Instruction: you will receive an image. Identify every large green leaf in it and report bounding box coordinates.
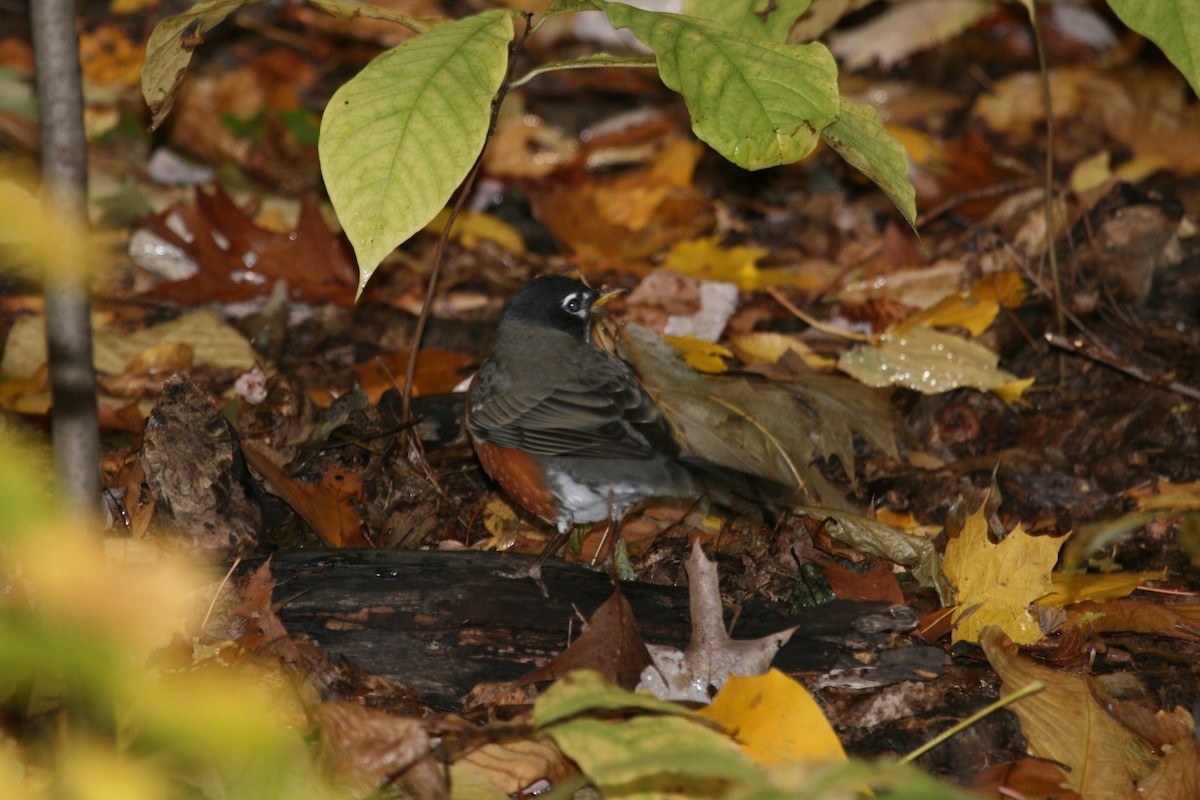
[141,0,267,130]
[1107,0,1200,97]
[318,10,515,294]
[821,97,917,225]
[685,0,813,42]
[582,1,840,170]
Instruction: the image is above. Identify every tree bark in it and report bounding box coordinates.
[31,0,101,516]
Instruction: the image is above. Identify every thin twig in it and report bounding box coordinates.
[1044,333,1200,402]
[400,12,533,440]
[1028,3,1067,382]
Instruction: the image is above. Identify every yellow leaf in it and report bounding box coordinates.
[992,375,1036,404]
[1070,150,1113,194]
[1038,570,1168,607]
[424,209,525,254]
[1137,478,1200,511]
[731,331,836,370]
[839,325,1034,403]
[980,627,1156,796]
[885,124,945,169]
[899,293,999,336]
[943,496,1064,644]
[665,236,771,290]
[970,271,1026,309]
[699,670,846,766]
[662,335,732,374]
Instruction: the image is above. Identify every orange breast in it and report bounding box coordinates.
[472,438,559,524]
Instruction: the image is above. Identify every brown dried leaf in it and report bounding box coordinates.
[520,589,653,690]
[1136,738,1200,800]
[242,441,368,548]
[315,701,445,798]
[140,187,356,305]
[1060,599,1200,641]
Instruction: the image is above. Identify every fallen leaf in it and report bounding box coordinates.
[662,335,733,373]
[979,627,1156,799]
[838,324,1035,403]
[1038,569,1167,607]
[315,701,443,797]
[698,669,846,765]
[138,187,357,304]
[664,235,772,290]
[242,441,368,548]
[1060,599,1200,641]
[943,497,1063,644]
[450,738,572,797]
[637,541,797,702]
[520,589,653,690]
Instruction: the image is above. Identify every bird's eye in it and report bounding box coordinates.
[562,293,584,314]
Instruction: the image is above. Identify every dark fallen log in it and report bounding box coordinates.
[264,549,947,711]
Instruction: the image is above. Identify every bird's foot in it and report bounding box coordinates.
[493,558,550,597]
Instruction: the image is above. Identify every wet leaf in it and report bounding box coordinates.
[638,541,797,702]
[319,11,515,291]
[838,324,1035,402]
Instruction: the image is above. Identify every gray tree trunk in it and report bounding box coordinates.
[31,0,101,516]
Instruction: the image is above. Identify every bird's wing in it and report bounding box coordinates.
[469,352,678,460]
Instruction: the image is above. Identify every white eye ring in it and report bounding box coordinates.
[561,292,586,316]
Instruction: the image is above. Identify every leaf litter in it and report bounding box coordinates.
[3,0,1200,797]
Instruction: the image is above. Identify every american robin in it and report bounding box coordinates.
[467,275,788,577]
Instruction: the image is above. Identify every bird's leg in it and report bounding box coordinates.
[495,523,574,596]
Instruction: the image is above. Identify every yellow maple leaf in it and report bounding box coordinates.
[943,498,1064,644]
[699,670,845,766]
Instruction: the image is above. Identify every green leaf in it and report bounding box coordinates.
[685,0,813,42]
[533,670,705,728]
[546,716,760,792]
[821,97,917,226]
[318,10,515,295]
[595,1,840,170]
[1107,0,1200,97]
[141,0,267,131]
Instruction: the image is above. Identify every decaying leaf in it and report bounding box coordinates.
[979,627,1156,799]
[619,323,899,505]
[520,589,653,690]
[315,701,444,797]
[242,441,368,548]
[637,541,797,702]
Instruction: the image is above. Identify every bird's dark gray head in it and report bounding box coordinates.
[499,276,598,339]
